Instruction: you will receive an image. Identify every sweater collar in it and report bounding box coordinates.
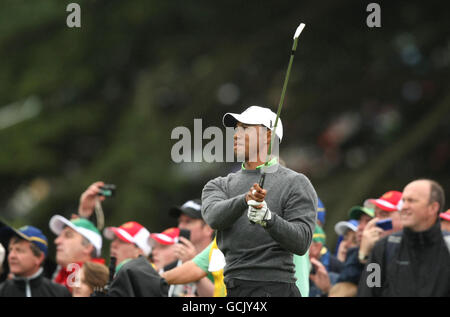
[241,157,278,170]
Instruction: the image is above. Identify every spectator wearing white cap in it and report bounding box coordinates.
[49,215,104,292]
[328,205,374,297]
[334,219,358,263]
[202,105,317,297]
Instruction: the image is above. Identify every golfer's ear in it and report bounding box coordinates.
[266,129,272,145]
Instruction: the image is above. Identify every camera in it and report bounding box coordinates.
[98,184,116,197]
[178,229,191,243]
[375,218,393,231]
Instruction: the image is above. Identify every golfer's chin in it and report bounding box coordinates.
[234,145,247,161]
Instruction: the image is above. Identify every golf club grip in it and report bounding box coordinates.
[258,173,266,188]
[249,173,266,224]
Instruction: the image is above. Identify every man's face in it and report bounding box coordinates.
[110,237,142,265]
[400,180,437,232]
[309,242,323,260]
[356,214,372,244]
[233,122,269,162]
[178,214,210,246]
[343,230,358,248]
[151,242,177,271]
[54,227,92,267]
[8,239,43,277]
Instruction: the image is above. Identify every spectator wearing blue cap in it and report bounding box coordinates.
[317,198,326,227]
[0,223,71,297]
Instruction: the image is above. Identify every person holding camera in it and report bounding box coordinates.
[358,179,450,297]
[75,181,168,297]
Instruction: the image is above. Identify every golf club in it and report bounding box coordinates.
[259,22,305,188]
[250,22,305,224]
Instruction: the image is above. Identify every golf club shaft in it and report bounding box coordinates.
[250,23,304,224]
[258,27,302,189]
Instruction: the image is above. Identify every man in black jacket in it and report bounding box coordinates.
[107,255,168,297]
[358,179,450,297]
[0,223,71,297]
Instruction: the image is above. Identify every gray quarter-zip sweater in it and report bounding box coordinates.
[201,163,317,284]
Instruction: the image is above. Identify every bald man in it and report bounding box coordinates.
[358,179,450,297]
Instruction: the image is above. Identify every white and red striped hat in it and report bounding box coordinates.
[365,191,403,212]
[150,227,180,245]
[440,209,450,222]
[103,221,151,256]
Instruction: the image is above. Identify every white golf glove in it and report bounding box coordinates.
[247,200,272,227]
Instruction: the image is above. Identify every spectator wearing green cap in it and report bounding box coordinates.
[309,225,342,297]
[0,222,71,297]
[49,215,104,293]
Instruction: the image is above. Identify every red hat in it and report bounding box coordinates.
[150,227,180,245]
[104,221,151,256]
[365,191,403,212]
[440,210,450,222]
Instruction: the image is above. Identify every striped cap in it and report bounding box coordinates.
[312,225,326,244]
[365,191,403,212]
[104,221,151,256]
[150,227,180,245]
[50,215,102,257]
[440,209,450,222]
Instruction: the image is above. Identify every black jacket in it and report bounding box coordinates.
[358,221,450,297]
[0,268,71,297]
[107,256,169,297]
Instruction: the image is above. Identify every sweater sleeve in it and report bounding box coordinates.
[201,176,248,230]
[265,174,317,256]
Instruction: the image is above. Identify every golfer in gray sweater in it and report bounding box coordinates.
[202,106,318,297]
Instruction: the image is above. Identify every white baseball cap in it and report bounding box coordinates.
[49,215,102,257]
[334,219,359,236]
[223,105,283,141]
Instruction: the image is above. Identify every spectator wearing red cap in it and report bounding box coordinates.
[150,227,202,297]
[358,179,450,296]
[150,227,180,272]
[103,221,151,271]
[440,209,450,233]
[358,191,403,265]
